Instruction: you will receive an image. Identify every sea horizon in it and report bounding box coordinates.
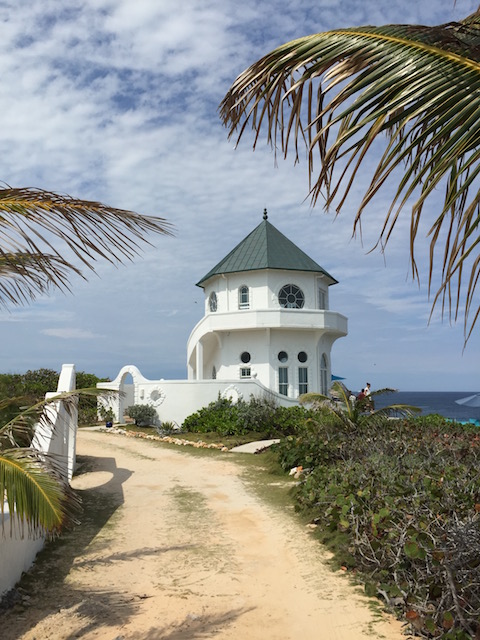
[372,390,479,421]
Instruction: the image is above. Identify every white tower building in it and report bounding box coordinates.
[187,210,347,398]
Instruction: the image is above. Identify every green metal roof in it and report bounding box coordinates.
[196,211,337,287]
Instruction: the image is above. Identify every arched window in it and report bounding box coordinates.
[320,353,328,395]
[209,291,217,312]
[239,285,249,309]
[278,284,305,309]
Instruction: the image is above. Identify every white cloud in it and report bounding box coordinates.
[41,328,104,340]
[0,0,477,390]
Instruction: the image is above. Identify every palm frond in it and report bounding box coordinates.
[299,391,329,405]
[220,11,480,340]
[370,387,398,397]
[0,187,174,307]
[368,404,422,424]
[0,447,80,537]
[0,251,80,307]
[0,387,116,446]
[0,387,115,536]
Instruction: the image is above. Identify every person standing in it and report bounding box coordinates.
[363,382,373,411]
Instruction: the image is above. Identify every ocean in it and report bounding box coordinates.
[372,391,479,422]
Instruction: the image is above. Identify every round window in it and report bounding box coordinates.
[278,351,288,363]
[278,284,305,309]
[240,351,251,363]
[298,351,308,363]
[209,292,217,312]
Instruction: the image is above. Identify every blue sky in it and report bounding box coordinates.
[0,0,479,392]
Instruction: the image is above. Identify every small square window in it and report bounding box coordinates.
[240,367,251,378]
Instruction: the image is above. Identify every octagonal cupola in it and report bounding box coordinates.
[187,209,347,397]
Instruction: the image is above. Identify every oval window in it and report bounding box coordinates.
[298,351,308,363]
[240,351,251,363]
[278,351,288,363]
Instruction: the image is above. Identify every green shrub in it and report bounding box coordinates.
[126,404,158,426]
[236,395,278,433]
[182,396,240,435]
[277,413,480,637]
[182,395,314,438]
[154,421,179,436]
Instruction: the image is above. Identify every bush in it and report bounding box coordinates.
[154,421,180,436]
[126,404,158,426]
[182,395,315,438]
[0,369,109,427]
[276,413,480,637]
[182,396,240,436]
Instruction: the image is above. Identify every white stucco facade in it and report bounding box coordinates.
[99,213,348,425]
[187,269,347,398]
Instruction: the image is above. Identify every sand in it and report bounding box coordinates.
[0,429,407,639]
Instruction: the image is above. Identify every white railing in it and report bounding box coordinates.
[0,364,78,598]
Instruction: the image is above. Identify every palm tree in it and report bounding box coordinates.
[220,8,480,341]
[0,392,83,537]
[0,187,172,535]
[300,381,420,429]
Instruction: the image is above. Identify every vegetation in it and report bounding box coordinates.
[0,188,172,536]
[0,369,109,427]
[221,8,480,341]
[300,381,421,428]
[182,394,314,438]
[274,412,480,638]
[0,391,93,536]
[126,404,158,427]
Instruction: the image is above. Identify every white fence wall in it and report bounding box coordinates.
[97,366,300,426]
[0,364,78,599]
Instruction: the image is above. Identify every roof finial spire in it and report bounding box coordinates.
[263,208,268,220]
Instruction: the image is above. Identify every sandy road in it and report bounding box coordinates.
[0,429,407,639]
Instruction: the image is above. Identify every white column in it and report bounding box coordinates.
[196,340,204,380]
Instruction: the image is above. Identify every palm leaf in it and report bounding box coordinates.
[0,387,116,535]
[300,381,420,427]
[0,251,80,307]
[0,187,174,307]
[221,10,480,340]
[0,447,79,537]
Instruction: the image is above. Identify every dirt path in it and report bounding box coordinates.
[1,429,407,640]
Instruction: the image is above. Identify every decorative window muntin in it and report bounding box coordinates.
[278,284,305,309]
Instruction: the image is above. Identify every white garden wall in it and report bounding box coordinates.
[0,364,78,599]
[98,365,300,426]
